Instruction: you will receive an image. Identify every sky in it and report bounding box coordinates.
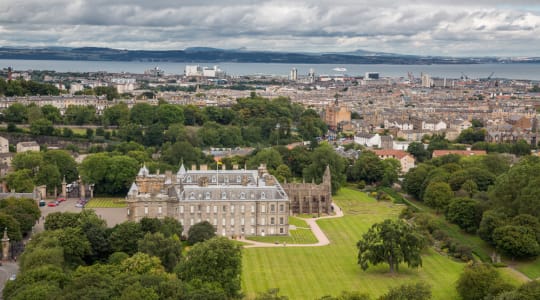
[1,0,540,57]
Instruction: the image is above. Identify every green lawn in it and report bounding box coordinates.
[242,188,466,299]
[288,216,309,228]
[408,197,540,280]
[513,257,540,279]
[247,227,318,245]
[85,198,127,208]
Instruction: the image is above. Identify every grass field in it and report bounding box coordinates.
[242,188,466,299]
[288,216,309,228]
[513,257,540,279]
[408,197,540,280]
[85,198,127,208]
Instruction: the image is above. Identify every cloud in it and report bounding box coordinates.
[0,0,539,56]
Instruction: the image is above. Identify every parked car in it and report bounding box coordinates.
[57,197,66,202]
[39,200,46,207]
[9,274,16,281]
[47,202,57,207]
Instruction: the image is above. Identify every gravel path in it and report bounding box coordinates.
[241,203,344,248]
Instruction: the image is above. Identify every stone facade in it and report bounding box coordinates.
[126,164,334,237]
[126,164,290,237]
[282,166,332,216]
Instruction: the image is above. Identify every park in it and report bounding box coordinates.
[241,187,528,299]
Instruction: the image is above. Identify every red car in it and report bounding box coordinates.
[57,197,66,202]
[47,202,57,207]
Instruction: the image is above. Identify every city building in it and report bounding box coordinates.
[127,164,290,237]
[372,149,416,173]
[16,141,39,153]
[126,163,333,237]
[324,98,351,131]
[290,68,298,81]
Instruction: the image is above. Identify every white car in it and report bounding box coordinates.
[9,274,16,281]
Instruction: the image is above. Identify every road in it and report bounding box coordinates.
[0,262,19,299]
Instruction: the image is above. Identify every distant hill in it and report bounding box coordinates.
[0,46,533,64]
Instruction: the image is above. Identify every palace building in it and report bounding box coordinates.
[126,164,332,237]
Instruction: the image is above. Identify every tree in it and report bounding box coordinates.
[303,143,346,194]
[423,182,453,213]
[35,163,61,191]
[357,219,425,273]
[272,164,292,183]
[159,217,184,238]
[156,104,184,127]
[41,104,62,124]
[478,210,508,245]
[378,282,432,300]
[492,225,540,258]
[29,118,54,136]
[381,158,400,187]
[446,198,482,233]
[0,212,22,241]
[0,197,40,234]
[5,169,34,193]
[130,103,156,126]
[138,232,182,272]
[54,227,92,266]
[103,103,129,126]
[403,165,431,200]
[407,142,430,162]
[43,150,79,183]
[187,221,216,245]
[44,212,80,230]
[178,237,242,298]
[247,148,283,171]
[349,151,384,185]
[109,221,144,255]
[456,264,511,300]
[256,288,290,300]
[4,103,27,123]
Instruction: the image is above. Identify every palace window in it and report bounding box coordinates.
[236,176,241,183]
[231,218,235,226]
[224,177,229,183]
[279,217,284,225]
[214,205,218,213]
[186,176,192,183]
[251,205,255,213]
[223,205,227,212]
[158,206,162,214]
[261,204,266,213]
[213,218,218,226]
[261,192,266,199]
[261,218,265,225]
[240,192,246,199]
[250,217,255,225]
[270,217,275,225]
[221,192,227,199]
[190,218,194,225]
[206,205,210,213]
[231,205,235,213]
[144,207,148,215]
[190,192,195,200]
[280,228,284,234]
[190,205,194,213]
[211,175,216,183]
[241,217,245,225]
[241,205,245,213]
[222,218,226,226]
[270,204,275,212]
[279,204,284,212]
[180,206,184,213]
[205,192,211,200]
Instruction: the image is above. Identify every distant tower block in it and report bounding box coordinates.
[290,68,298,81]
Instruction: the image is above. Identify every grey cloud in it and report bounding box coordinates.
[0,0,539,56]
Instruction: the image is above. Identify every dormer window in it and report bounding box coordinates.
[224,177,229,183]
[212,175,216,183]
[190,192,195,200]
[240,192,246,199]
[261,192,266,199]
[186,176,192,183]
[236,176,241,183]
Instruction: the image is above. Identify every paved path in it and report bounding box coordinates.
[240,203,344,248]
[0,262,19,299]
